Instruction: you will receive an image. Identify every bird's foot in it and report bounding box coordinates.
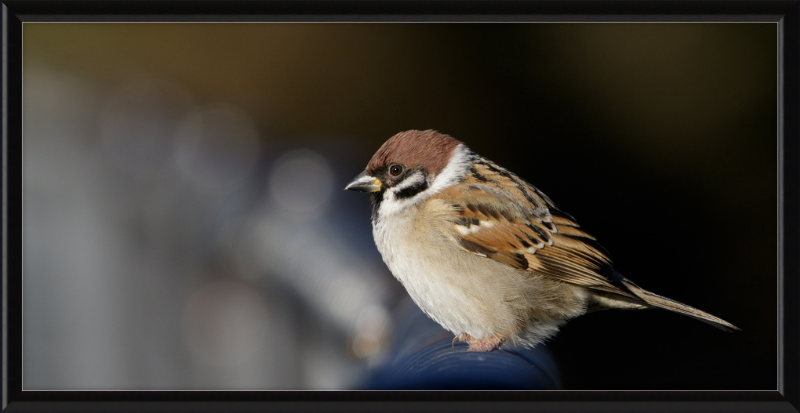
[467,333,506,352]
[452,332,506,352]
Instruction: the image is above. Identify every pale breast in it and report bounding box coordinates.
[372,201,531,338]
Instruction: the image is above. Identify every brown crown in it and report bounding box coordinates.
[366,130,462,176]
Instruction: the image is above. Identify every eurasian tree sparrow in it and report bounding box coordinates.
[346,130,739,352]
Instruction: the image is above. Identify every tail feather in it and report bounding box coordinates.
[620,279,740,332]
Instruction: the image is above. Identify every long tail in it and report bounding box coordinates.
[620,279,740,332]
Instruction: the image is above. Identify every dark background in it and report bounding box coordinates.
[22,23,776,390]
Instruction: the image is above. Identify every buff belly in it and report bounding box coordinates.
[372,209,590,347]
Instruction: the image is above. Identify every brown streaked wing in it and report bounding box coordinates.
[434,182,633,297]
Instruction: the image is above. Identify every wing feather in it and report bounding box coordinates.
[432,169,633,298]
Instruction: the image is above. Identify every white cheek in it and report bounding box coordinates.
[377,190,417,217]
[392,171,426,192]
[377,172,426,217]
[428,144,473,194]
[376,146,473,218]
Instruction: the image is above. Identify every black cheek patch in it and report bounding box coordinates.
[394,180,430,200]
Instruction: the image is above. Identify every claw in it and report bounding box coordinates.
[452,333,470,348]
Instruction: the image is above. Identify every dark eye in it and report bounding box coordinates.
[388,164,404,177]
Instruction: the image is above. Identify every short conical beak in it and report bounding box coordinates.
[345,171,381,193]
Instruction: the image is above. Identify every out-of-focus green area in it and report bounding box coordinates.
[22,23,776,390]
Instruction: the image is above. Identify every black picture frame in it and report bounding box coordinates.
[2,1,798,412]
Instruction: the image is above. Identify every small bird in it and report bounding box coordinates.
[346,130,739,352]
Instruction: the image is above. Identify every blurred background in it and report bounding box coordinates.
[22,23,776,390]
